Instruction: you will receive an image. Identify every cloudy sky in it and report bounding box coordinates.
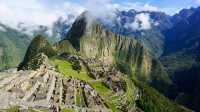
[0,0,199,28]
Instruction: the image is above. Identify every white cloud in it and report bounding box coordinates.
[84,0,115,17]
[0,0,84,29]
[143,4,159,11]
[125,13,152,30]
[82,0,118,26]
[113,2,159,12]
[0,0,163,32]
[154,22,160,26]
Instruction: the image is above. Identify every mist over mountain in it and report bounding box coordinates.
[0,23,31,69]
[101,9,173,57]
[0,14,76,69]
[0,7,173,70]
[8,14,76,42]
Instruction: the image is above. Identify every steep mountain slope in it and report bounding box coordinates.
[59,12,173,95]
[0,23,31,70]
[164,7,200,54]
[162,7,200,111]
[102,10,173,57]
[52,15,75,40]
[54,10,172,58]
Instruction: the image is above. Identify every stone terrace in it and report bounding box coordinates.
[0,66,111,112]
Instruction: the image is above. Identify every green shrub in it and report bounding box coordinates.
[72,60,81,73]
[6,106,20,112]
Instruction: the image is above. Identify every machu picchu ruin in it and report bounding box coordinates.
[0,54,139,112]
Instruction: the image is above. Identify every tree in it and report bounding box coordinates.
[72,60,81,73]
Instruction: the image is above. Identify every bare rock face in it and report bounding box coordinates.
[60,12,152,78]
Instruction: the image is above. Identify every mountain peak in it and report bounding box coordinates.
[18,35,56,70]
[64,11,104,50]
[76,11,101,29]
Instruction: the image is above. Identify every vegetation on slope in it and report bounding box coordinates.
[50,56,190,112]
[58,13,173,95]
[18,35,56,70]
[0,25,31,69]
[0,36,20,68]
[51,57,135,111]
[51,57,92,81]
[161,51,200,111]
[159,7,200,112]
[134,79,192,112]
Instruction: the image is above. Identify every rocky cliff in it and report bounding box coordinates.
[59,12,172,94]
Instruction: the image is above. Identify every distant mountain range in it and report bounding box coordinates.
[0,15,74,69]
[0,23,31,69]
[102,9,173,57]
[162,7,200,111]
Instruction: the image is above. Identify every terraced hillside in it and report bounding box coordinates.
[0,64,111,111]
[0,53,191,112]
[0,51,141,112]
[51,55,138,112]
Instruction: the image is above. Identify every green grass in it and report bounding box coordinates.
[51,58,92,81]
[6,106,20,112]
[89,81,122,111]
[61,108,75,112]
[123,76,135,102]
[89,81,111,96]
[75,88,81,106]
[50,57,125,112]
